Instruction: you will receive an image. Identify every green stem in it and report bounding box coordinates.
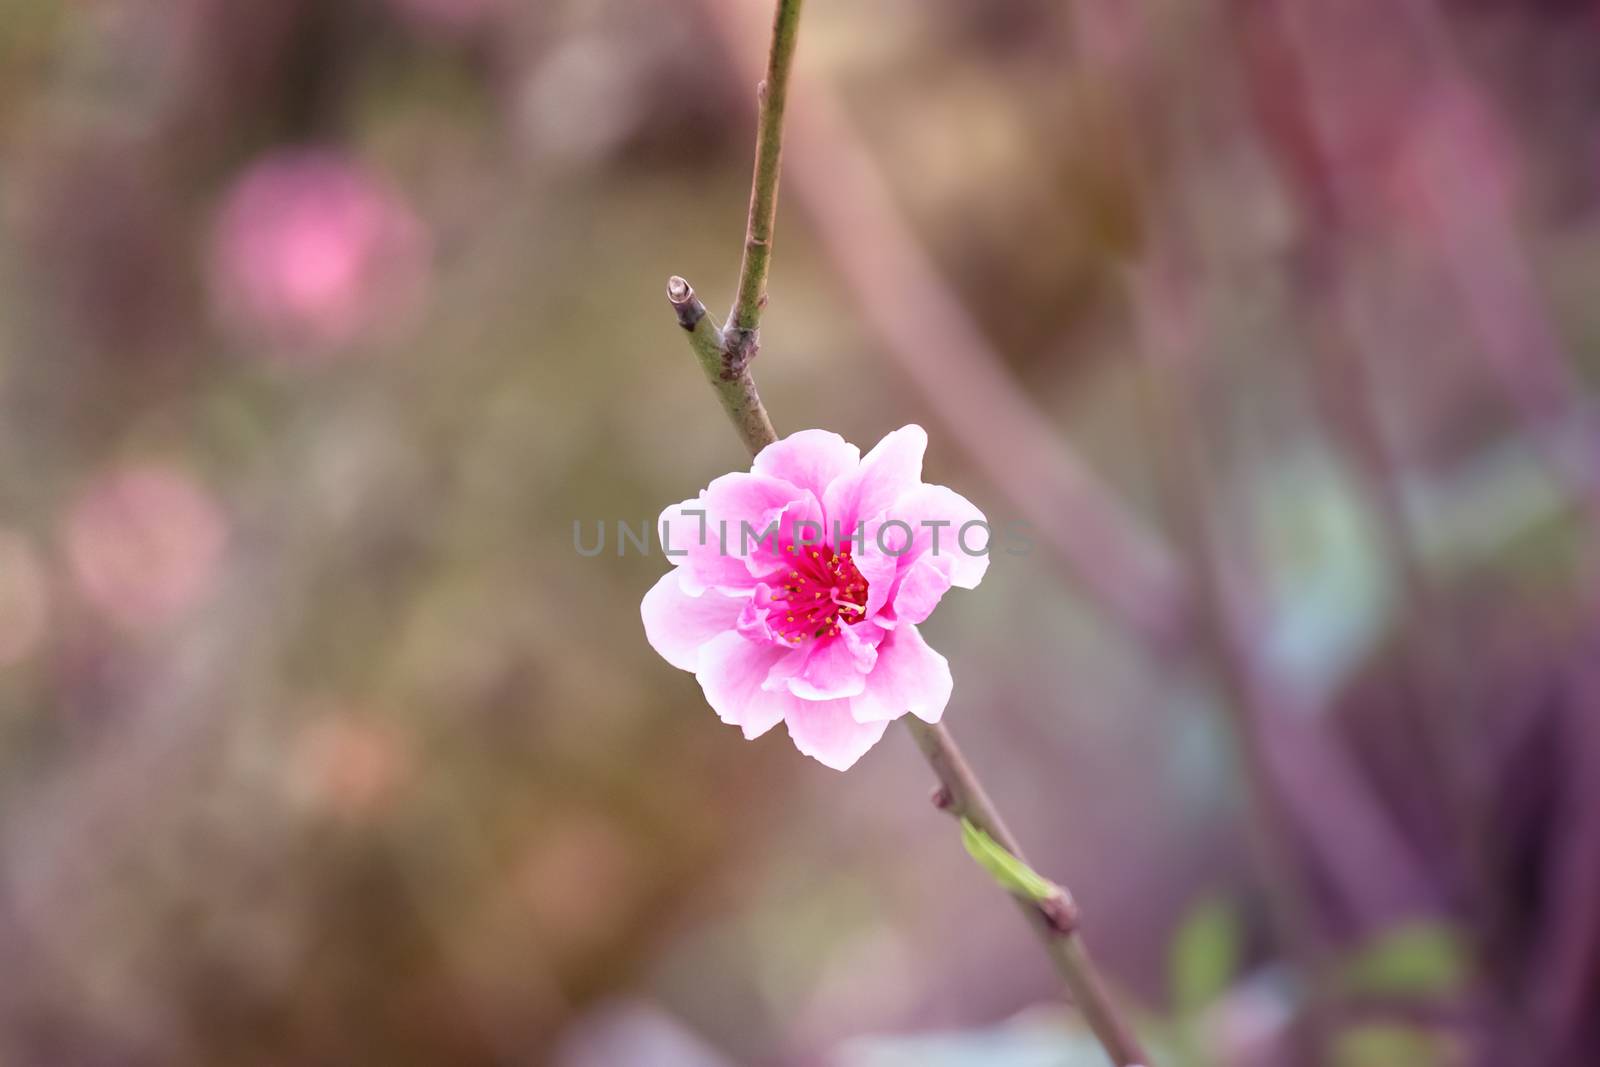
[668,277,777,455]
[724,0,804,369]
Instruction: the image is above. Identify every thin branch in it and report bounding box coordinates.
[667,275,1150,1063]
[910,720,1151,1067]
[668,276,776,454]
[724,0,804,371]
[663,7,1152,1060]
[695,0,1186,648]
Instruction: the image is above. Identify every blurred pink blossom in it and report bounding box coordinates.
[0,531,49,667]
[210,150,430,359]
[67,464,227,629]
[642,426,988,770]
[288,709,413,822]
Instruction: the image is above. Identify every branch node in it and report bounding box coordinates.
[667,276,705,331]
[1040,890,1082,936]
[930,785,954,811]
[723,325,760,377]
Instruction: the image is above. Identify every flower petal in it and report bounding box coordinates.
[736,583,778,643]
[785,698,891,770]
[787,633,874,700]
[850,624,953,724]
[739,492,826,580]
[822,425,927,536]
[703,469,807,518]
[661,472,814,593]
[889,556,953,627]
[659,497,761,594]
[753,429,861,501]
[851,481,987,626]
[696,631,800,739]
[886,483,990,590]
[641,571,745,671]
[852,541,900,622]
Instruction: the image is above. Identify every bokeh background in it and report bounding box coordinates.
[3,1,1600,1064]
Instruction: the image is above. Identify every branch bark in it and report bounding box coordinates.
[668,276,776,454]
[723,0,803,372]
[910,719,1150,1066]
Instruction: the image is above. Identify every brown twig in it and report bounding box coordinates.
[907,719,1149,1065]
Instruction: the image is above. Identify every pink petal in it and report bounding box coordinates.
[736,583,778,642]
[853,543,899,622]
[660,472,814,593]
[851,482,988,625]
[702,470,807,529]
[887,483,990,590]
[889,556,953,627]
[641,571,745,671]
[822,425,927,536]
[850,624,953,724]
[753,429,861,501]
[785,697,891,770]
[739,492,826,580]
[696,631,800,739]
[786,632,875,700]
[659,497,761,594]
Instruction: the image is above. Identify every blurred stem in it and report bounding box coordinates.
[724,0,804,370]
[662,6,1151,1062]
[1126,252,1331,1065]
[1067,3,1332,1056]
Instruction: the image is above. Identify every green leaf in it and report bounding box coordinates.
[959,819,1058,903]
[1336,922,1469,998]
[1168,896,1242,1015]
[1333,1023,1453,1067]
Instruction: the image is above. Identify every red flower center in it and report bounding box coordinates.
[770,544,869,644]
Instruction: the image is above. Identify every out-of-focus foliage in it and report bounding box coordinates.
[1169,896,1243,1020]
[1334,922,1472,1000]
[1332,1023,1465,1067]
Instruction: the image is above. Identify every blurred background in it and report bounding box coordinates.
[3,0,1600,1064]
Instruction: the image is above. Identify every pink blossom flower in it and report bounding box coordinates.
[642,426,988,770]
[210,150,430,360]
[287,703,413,823]
[67,463,228,629]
